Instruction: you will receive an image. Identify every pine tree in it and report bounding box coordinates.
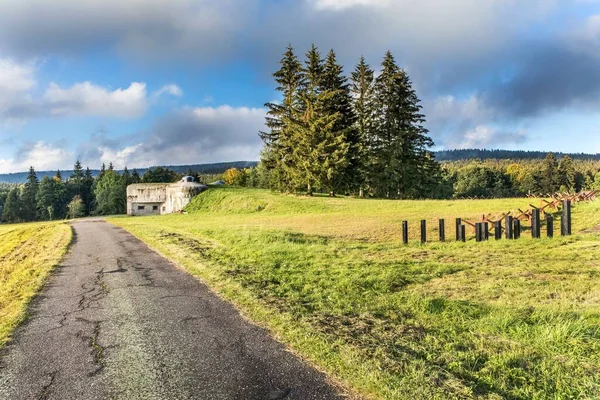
[99,163,106,178]
[36,176,58,220]
[260,45,305,191]
[20,166,39,221]
[285,44,327,194]
[108,162,114,171]
[371,51,436,198]
[71,160,84,181]
[350,56,376,196]
[320,50,357,195]
[55,170,63,181]
[122,166,131,186]
[131,169,141,184]
[541,153,558,194]
[83,167,94,214]
[2,188,20,223]
[557,155,575,192]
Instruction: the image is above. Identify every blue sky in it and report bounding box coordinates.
[0,0,599,173]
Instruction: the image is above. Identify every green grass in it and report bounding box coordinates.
[0,221,72,348]
[109,187,600,399]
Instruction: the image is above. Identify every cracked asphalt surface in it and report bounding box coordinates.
[0,220,345,400]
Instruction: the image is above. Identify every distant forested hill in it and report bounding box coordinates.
[0,161,258,183]
[435,149,600,161]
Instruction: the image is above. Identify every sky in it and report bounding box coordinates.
[1,0,600,173]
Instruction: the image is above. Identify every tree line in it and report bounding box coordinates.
[0,162,209,223]
[436,149,600,162]
[259,45,439,198]
[224,152,600,199]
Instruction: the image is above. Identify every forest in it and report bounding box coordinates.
[0,162,215,223]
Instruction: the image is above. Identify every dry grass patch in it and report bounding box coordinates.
[0,221,72,347]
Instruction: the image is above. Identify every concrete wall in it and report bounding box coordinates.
[126,181,207,216]
[130,202,163,216]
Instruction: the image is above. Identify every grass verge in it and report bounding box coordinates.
[0,221,72,348]
[108,188,600,399]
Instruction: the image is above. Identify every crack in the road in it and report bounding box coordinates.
[37,370,57,400]
[45,269,109,334]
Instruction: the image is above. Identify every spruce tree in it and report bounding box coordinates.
[260,45,305,191]
[20,166,39,221]
[320,49,357,195]
[557,155,575,192]
[131,169,141,184]
[83,167,94,214]
[2,188,20,223]
[286,44,327,194]
[371,51,436,198]
[350,56,376,196]
[36,176,58,220]
[542,153,558,194]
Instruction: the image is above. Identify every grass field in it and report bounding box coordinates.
[109,188,600,399]
[0,221,72,348]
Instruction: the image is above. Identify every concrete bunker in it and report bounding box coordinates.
[126,176,207,216]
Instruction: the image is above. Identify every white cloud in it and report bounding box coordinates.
[309,0,391,11]
[43,81,147,118]
[0,59,35,94]
[0,141,73,173]
[152,84,183,99]
[81,105,266,169]
[424,94,530,148]
[452,125,528,149]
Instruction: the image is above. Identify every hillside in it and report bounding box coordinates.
[435,148,600,161]
[109,188,600,399]
[0,161,258,183]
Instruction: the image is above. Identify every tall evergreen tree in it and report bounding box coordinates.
[20,166,39,221]
[36,176,58,220]
[371,51,436,198]
[131,169,141,184]
[260,45,306,191]
[285,44,328,194]
[83,167,95,214]
[541,152,558,194]
[557,155,575,191]
[320,49,358,195]
[350,56,376,196]
[2,188,20,223]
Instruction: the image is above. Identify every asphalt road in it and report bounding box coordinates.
[0,220,344,400]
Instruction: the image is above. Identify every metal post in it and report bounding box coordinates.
[439,219,445,242]
[420,220,427,244]
[455,218,462,241]
[514,219,521,239]
[495,221,502,240]
[475,222,482,242]
[505,215,513,239]
[483,222,489,240]
[402,220,408,244]
[547,214,553,238]
[460,225,466,242]
[561,200,571,236]
[532,208,540,239]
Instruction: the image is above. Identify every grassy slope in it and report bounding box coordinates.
[109,188,600,399]
[0,221,72,348]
